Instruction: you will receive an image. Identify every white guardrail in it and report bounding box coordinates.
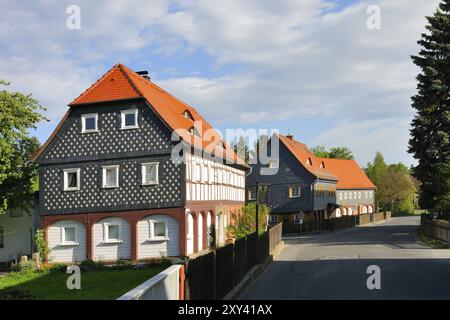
[117,264,182,300]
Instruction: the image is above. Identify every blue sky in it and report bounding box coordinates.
[0,0,442,166]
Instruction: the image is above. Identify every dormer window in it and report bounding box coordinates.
[188,126,200,137]
[320,161,325,169]
[121,109,138,130]
[81,113,98,133]
[307,157,313,166]
[183,110,194,120]
[216,141,226,149]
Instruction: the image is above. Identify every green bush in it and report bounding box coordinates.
[34,229,49,262]
[0,288,35,300]
[79,259,104,271]
[11,259,36,272]
[48,263,68,273]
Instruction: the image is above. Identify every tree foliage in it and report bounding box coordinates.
[0,80,45,214]
[232,136,250,164]
[228,203,270,239]
[365,152,418,213]
[311,145,354,160]
[409,0,450,215]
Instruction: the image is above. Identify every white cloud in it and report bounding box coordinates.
[0,0,442,165]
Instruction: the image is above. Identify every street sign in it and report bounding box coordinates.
[295,212,304,225]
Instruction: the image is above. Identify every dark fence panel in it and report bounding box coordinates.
[215,244,234,300]
[186,251,215,300]
[246,232,258,271]
[233,237,247,284]
[256,231,269,265]
[185,225,283,300]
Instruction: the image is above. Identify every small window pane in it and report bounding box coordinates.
[144,164,158,184]
[108,225,120,240]
[68,172,78,188]
[85,117,96,130]
[64,227,76,242]
[154,222,166,237]
[105,168,117,187]
[125,113,135,127]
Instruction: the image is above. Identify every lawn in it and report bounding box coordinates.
[0,266,166,300]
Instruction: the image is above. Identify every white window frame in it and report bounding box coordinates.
[102,165,119,188]
[63,168,81,191]
[369,191,373,198]
[248,189,257,201]
[358,192,362,199]
[103,223,123,244]
[289,186,301,198]
[141,162,159,185]
[120,109,139,130]
[60,225,79,246]
[148,220,169,241]
[81,113,98,133]
[339,192,343,200]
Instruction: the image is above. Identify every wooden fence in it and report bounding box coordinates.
[185,222,283,300]
[282,216,358,234]
[421,214,450,243]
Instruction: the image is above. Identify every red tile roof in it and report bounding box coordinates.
[319,158,376,190]
[35,64,248,168]
[277,134,338,181]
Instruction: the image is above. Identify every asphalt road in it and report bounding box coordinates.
[241,216,450,300]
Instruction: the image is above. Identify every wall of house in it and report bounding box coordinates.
[336,189,375,214]
[0,206,38,263]
[47,220,87,262]
[38,101,185,216]
[246,141,326,214]
[313,180,337,211]
[92,217,131,261]
[137,214,180,259]
[185,153,245,202]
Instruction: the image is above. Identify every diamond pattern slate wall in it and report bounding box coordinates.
[39,101,173,164]
[38,100,185,215]
[40,156,184,215]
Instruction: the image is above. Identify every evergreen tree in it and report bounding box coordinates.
[409,0,450,214]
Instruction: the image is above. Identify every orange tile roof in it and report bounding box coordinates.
[319,158,376,190]
[277,134,338,181]
[35,64,248,168]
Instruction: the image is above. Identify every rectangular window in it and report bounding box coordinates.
[63,168,80,191]
[248,189,257,201]
[0,226,4,249]
[150,221,167,240]
[142,162,159,185]
[289,186,301,198]
[270,215,278,224]
[102,165,119,188]
[121,109,138,129]
[81,113,98,133]
[61,226,78,245]
[105,224,121,242]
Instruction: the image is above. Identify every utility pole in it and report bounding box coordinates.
[255,180,259,234]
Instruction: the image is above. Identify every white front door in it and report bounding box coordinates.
[187,213,194,255]
[198,214,203,251]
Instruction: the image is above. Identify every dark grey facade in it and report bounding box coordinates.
[246,139,336,216]
[37,100,185,215]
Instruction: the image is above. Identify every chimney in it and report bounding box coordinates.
[136,70,150,81]
[286,134,294,141]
